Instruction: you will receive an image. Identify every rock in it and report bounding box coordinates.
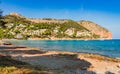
[3,43,11,45]
[117,64,120,68]
[87,66,94,71]
[0,39,12,45]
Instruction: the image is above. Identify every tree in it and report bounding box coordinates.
[0,9,2,18]
[0,9,6,28]
[0,9,4,27]
[0,0,2,18]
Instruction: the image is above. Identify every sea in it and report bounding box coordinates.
[9,39,120,58]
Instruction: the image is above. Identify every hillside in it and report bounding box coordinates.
[0,12,112,40]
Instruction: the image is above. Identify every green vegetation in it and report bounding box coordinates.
[42,18,53,20]
[31,23,56,30]
[42,29,51,36]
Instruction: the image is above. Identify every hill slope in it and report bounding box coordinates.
[0,12,112,40]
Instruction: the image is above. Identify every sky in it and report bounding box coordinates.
[0,0,120,39]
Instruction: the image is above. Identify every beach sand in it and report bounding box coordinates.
[0,44,120,74]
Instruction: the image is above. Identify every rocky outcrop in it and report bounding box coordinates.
[78,21,112,39]
[9,12,25,18]
[65,28,75,36]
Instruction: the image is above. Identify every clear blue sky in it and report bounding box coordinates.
[0,0,120,39]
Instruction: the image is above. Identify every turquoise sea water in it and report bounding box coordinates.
[10,39,120,58]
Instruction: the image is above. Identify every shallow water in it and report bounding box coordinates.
[10,39,120,58]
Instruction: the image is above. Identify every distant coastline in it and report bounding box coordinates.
[1,38,112,41]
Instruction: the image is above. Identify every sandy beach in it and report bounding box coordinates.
[0,43,120,74]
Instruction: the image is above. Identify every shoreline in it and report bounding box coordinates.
[0,41,120,61]
[0,44,120,74]
[1,38,113,41]
[1,39,120,59]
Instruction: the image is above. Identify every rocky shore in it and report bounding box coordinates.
[0,40,120,74]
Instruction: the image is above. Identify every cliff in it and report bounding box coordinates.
[78,21,112,39]
[0,12,112,39]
